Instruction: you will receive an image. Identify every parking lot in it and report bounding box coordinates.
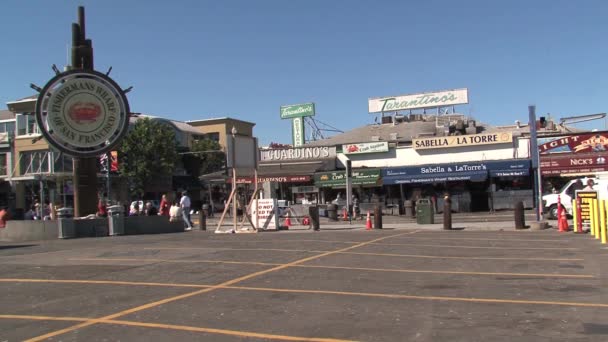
[1,227,608,341]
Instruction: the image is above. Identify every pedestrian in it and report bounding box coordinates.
[144,202,158,216]
[352,195,360,220]
[169,200,182,223]
[159,194,170,217]
[583,179,595,191]
[0,207,9,228]
[129,201,140,216]
[180,190,193,230]
[96,198,108,218]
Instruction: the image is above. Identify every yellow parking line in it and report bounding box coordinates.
[25,231,420,342]
[0,315,354,342]
[101,319,356,342]
[369,242,578,250]
[295,265,592,278]
[144,247,584,262]
[0,314,88,322]
[0,278,209,288]
[226,286,608,309]
[68,257,591,278]
[71,257,280,266]
[2,280,607,310]
[144,247,324,253]
[393,237,569,243]
[339,251,584,262]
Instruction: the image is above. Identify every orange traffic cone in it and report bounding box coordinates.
[285,211,291,228]
[343,208,348,221]
[558,205,568,232]
[366,211,372,230]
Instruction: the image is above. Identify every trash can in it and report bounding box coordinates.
[327,204,338,221]
[108,205,124,236]
[57,207,75,239]
[404,200,414,217]
[416,199,434,224]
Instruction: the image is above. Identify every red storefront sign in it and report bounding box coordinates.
[540,152,608,175]
[538,132,608,154]
[227,175,311,184]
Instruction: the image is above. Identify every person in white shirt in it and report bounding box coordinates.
[583,179,595,191]
[180,191,193,230]
[169,201,182,223]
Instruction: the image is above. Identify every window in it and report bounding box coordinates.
[0,121,15,134]
[16,114,39,136]
[19,151,50,175]
[206,132,220,142]
[0,154,6,176]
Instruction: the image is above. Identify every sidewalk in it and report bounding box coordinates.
[198,210,556,232]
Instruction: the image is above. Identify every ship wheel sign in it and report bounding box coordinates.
[35,69,130,157]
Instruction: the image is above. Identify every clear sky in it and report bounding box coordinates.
[1,0,607,145]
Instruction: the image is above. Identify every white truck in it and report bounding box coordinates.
[542,177,608,219]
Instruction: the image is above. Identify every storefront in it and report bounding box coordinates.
[257,146,337,203]
[314,168,382,204]
[382,159,531,212]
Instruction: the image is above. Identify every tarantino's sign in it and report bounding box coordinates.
[260,146,336,162]
[368,88,468,113]
[35,70,130,157]
[538,132,608,154]
[413,132,513,150]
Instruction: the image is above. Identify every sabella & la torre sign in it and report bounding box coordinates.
[368,88,468,113]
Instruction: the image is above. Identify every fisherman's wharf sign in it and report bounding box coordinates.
[35,70,130,157]
[368,88,468,113]
[413,132,512,150]
[260,146,336,162]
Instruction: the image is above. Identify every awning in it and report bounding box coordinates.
[383,160,531,185]
[486,160,531,177]
[258,160,335,176]
[200,160,335,184]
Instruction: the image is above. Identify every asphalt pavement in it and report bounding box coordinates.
[1,213,607,342]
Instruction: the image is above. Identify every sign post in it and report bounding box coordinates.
[34,7,130,217]
[528,105,542,221]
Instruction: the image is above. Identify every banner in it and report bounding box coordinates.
[539,132,608,154]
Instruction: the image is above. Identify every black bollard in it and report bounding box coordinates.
[374,206,383,229]
[443,194,452,230]
[199,209,206,231]
[309,206,320,231]
[514,201,525,229]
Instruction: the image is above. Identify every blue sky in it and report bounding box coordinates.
[1,0,607,145]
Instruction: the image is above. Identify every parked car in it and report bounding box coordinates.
[542,177,608,219]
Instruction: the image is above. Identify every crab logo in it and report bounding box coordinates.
[68,102,101,124]
[347,144,359,153]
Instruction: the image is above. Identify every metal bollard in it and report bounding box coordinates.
[309,206,320,231]
[199,209,206,231]
[514,201,525,229]
[443,194,452,230]
[374,206,382,229]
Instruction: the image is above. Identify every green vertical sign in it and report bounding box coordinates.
[292,117,304,146]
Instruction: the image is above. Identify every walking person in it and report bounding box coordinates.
[180,190,193,231]
[159,194,170,217]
